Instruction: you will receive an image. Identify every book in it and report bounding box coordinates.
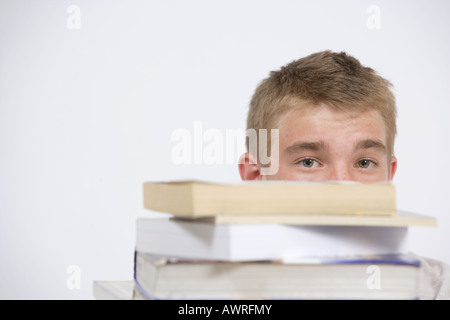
[143,180,397,218]
[133,251,421,300]
[196,210,437,226]
[93,281,149,300]
[135,217,409,262]
[93,281,137,300]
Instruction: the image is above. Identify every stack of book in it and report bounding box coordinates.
[94,180,437,300]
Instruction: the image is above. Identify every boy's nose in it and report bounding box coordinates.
[327,165,353,181]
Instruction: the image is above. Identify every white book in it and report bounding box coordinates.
[135,217,409,261]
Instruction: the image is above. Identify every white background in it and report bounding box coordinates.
[1,0,449,299]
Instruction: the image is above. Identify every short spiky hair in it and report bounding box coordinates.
[247,50,397,159]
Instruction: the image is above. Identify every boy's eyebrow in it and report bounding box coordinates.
[284,139,386,154]
[355,139,387,153]
[284,141,328,154]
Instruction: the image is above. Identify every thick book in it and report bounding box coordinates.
[135,217,409,261]
[133,251,421,300]
[143,180,397,218]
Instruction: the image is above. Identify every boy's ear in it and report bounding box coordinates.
[238,153,262,181]
[389,155,397,181]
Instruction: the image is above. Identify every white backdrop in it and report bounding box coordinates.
[1,0,449,299]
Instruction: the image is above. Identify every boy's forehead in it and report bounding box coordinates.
[276,105,387,145]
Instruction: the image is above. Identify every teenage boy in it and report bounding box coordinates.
[239,51,449,299]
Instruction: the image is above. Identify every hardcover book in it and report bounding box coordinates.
[133,251,421,300]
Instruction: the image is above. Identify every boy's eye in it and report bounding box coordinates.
[357,159,372,168]
[299,158,318,168]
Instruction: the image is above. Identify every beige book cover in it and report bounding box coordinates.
[143,180,397,218]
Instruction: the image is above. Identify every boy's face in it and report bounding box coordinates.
[239,105,397,183]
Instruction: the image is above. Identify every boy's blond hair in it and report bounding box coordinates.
[247,50,397,161]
